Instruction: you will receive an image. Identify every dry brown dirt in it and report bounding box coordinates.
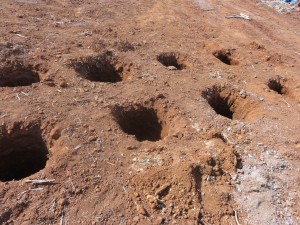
[0,0,300,224]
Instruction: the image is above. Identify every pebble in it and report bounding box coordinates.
[88,136,97,141]
[59,81,68,88]
[167,66,177,70]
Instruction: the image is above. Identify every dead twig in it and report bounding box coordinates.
[282,99,291,108]
[226,13,251,20]
[60,206,65,225]
[21,91,30,97]
[68,177,76,192]
[0,114,8,119]
[15,33,28,39]
[234,210,241,225]
[25,179,55,184]
[19,188,43,195]
[49,198,56,211]
[106,161,116,166]
[123,186,128,195]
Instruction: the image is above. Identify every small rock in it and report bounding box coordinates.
[167,66,177,70]
[173,132,183,139]
[59,81,68,88]
[146,195,158,203]
[88,136,97,142]
[89,127,96,132]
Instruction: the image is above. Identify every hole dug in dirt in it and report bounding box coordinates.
[202,85,260,121]
[112,104,168,142]
[157,52,185,70]
[268,77,287,95]
[213,49,239,65]
[202,86,234,119]
[0,66,40,87]
[0,124,49,182]
[70,52,131,83]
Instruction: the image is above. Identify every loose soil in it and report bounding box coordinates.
[0,0,300,224]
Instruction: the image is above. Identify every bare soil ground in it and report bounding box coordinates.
[0,0,300,224]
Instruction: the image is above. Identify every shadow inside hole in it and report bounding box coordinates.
[157,53,185,70]
[212,133,227,143]
[0,68,40,87]
[72,55,123,83]
[112,106,163,142]
[268,79,286,95]
[207,95,233,119]
[213,50,238,66]
[0,127,48,182]
[202,87,234,119]
[236,158,243,170]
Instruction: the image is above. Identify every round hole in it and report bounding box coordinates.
[0,125,49,182]
[0,67,40,87]
[112,105,167,142]
[157,52,185,70]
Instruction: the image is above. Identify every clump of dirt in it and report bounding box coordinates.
[0,122,48,182]
[157,52,186,70]
[268,76,287,95]
[111,102,169,142]
[70,51,132,82]
[202,85,262,121]
[115,40,135,52]
[0,65,40,87]
[130,148,238,224]
[213,49,239,65]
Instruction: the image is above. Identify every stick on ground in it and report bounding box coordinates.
[25,179,55,184]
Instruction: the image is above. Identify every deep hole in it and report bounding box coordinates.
[202,87,234,119]
[72,54,123,83]
[0,126,49,182]
[157,53,184,70]
[213,50,238,65]
[112,106,164,142]
[268,79,285,94]
[0,68,40,87]
[236,158,243,170]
